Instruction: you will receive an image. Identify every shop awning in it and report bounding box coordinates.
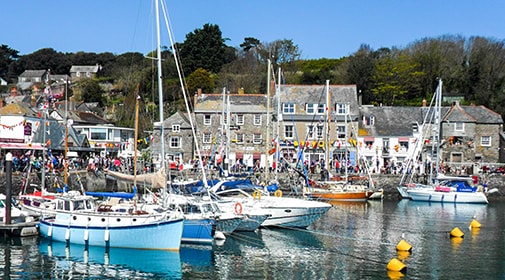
[398,137,410,142]
[364,137,375,142]
[253,153,261,159]
[235,152,243,159]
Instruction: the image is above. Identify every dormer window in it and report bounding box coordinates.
[283,103,295,114]
[362,115,375,127]
[412,123,419,133]
[336,103,348,115]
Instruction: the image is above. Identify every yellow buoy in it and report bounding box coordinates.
[397,250,411,261]
[469,219,481,229]
[396,239,412,252]
[450,227,464,238]
[387,258,407,272]
[387,270,405,280]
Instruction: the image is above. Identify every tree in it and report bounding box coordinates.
[177,24,235,75]
[0,44,19,81]
[346,45,376,103]
[72,79,105,106]
[186,68,215,95]
[258,39,301,72]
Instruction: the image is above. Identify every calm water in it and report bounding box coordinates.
[1,200,505,279]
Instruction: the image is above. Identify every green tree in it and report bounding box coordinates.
[72,79,105,106]
[177,24,235,74]
[186,68,215,95]
[346,44,376,104]
[0,44,19,81]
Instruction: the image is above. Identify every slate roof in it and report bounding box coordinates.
[0,103,37,117]
[275,84,360,122]
[70,65,100,73]
[19,70,47,77]
[194,93,267,113]
[359,104,504,137]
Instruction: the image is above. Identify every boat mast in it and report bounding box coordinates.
[433,79,443,185]
[325,80,330,180]
[134,88,140,187]
[275,68,281,182]
[155,0,165,172]
[265,59,272,182]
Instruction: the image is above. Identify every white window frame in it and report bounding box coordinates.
[203,132,212,144]
[336,125,346,139]
[282,103,295,114]
[316,125,324,139]
[220,115,228,125]
[203,114,211,125]
[252,133,262,144]
[253,114,261,125]
[306,125,315,140]
[236,114,244,125]
[172,124,180,132]
[455,122,464,132]
[336,103,348,115]
[169,136,180,148]
[284,125,294,138]
[481,136,491,146]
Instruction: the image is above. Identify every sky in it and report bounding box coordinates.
[2,1,505,60]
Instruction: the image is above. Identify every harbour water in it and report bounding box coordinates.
[1,200,504,279]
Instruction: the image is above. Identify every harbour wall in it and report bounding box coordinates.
[1,171,504,202]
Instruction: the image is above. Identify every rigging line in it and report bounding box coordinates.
[159,0,209,190]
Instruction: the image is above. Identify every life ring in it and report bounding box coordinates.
[234,202,243,215]
[318,141,324,148]
[253,190,262,200]
[274,189,283,197]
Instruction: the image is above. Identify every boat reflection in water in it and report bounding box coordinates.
[38,238,182,278]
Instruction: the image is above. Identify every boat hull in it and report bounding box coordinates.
[309,191,372,202]
[260,204,331,228]
[181,218,215,244]
[39,213,184,250]
[407,189,488,204]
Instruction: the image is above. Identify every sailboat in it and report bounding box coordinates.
[304,81,374,202]
[403,79,488,204]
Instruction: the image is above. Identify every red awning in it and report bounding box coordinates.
[398,137,410,142]
[235,152,243,159]
[253,153,261,159]
[0,143,44,150]
[364,137,375,142]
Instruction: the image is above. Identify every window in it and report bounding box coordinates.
[481,136,491,146]
[236,114,244,125]
[336,125,346,139]
[306,103,316,114]
[336,103,348,115]
[235,133,244,144]
[306,103,326,115]
[306,125,315,140]
[284,125,294,138]
[412,123,419,133]
[203,132,212,144]
[316,125,324,139]
[90,128,107,140]
[220,115,228,125]
[282,103,295,114]
[362,115,375,126]
[203,115,211,125]
[399,140,409,150]
[455,122,464,132]
[253,133,262,144]
[172,125,180,132]
[253,114,261,125]
[169,136,181,148]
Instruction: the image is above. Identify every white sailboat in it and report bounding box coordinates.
[404,79,488,204]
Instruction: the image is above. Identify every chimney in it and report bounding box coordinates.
[422,99,427,107]
[10,87,18,96]
[238,87,244,94]
[31,94,36,107]
[197,88,202,96]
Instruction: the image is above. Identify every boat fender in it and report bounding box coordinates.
[234,202,243,215]
[253,190,262,200]
[274,189,283,197]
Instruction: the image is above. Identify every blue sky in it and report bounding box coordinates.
[3,1,504,59]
